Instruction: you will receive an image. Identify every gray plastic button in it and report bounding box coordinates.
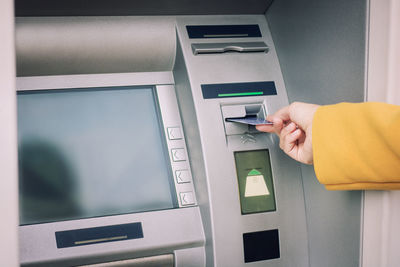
[175,170,191,183]
[167,127,183,140]
[171,148,186,161]
[180,192,195,206]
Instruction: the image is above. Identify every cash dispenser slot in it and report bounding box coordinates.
[192,42,268,55]
[221,104,267,135]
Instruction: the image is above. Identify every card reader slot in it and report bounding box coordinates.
[192,42,268,55]
[221,104,267,136]
[224,105,266,121]
[186,24,262,39]
[226,114,258,121]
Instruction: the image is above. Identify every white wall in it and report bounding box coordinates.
[363,0,400,266]
[0,0,19,265]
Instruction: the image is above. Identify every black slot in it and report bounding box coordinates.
[186,25,262,39]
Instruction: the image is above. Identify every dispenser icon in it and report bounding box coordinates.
[244,169,270,197]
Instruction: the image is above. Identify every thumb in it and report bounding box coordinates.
[288,102,319,132]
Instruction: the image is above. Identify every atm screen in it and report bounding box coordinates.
[234,150,276,214]
[17,86,177,225]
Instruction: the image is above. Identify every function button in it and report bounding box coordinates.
[175,170,191,184]
[167,127,183,140]
[171,148,186,162]
[180,192,195,206]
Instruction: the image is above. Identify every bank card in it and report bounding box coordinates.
[226,116,273,126]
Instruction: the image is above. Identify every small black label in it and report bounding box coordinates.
[55,222,143,248]
[186,25,262,39]
[243,229,280,263]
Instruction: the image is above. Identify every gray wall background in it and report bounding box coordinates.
[266,0,366,104]
[266,0,367,266]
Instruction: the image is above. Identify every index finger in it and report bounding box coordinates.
[256,124,275,133]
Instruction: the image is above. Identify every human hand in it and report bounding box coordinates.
[256,102,319,164]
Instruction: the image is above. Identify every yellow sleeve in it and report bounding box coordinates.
[312,102,400,190]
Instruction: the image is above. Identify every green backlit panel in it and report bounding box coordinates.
[234,150,276,215]
[217,92,264,97]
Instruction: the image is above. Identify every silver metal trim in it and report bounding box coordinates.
[156,85,197,208]
[78,254,174,267]
[16,72,174,91]
[191,41,268,55]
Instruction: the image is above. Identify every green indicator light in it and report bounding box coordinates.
[218,92,264,97]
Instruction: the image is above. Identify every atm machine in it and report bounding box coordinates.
[14,0,366,266]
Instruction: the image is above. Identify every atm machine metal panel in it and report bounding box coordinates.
[174,15,309,266]
[17,73,206,266]
[14,1,368,265]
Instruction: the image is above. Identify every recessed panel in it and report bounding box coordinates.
[17,86,177,225]
[243,229,280,263]
[55,222,143,248]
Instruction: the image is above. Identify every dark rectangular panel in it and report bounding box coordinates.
[187,25,262,39]
[201,81,277,99]
[243,229,280,263]
[55,222,143,248]
[15,0,273,16]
